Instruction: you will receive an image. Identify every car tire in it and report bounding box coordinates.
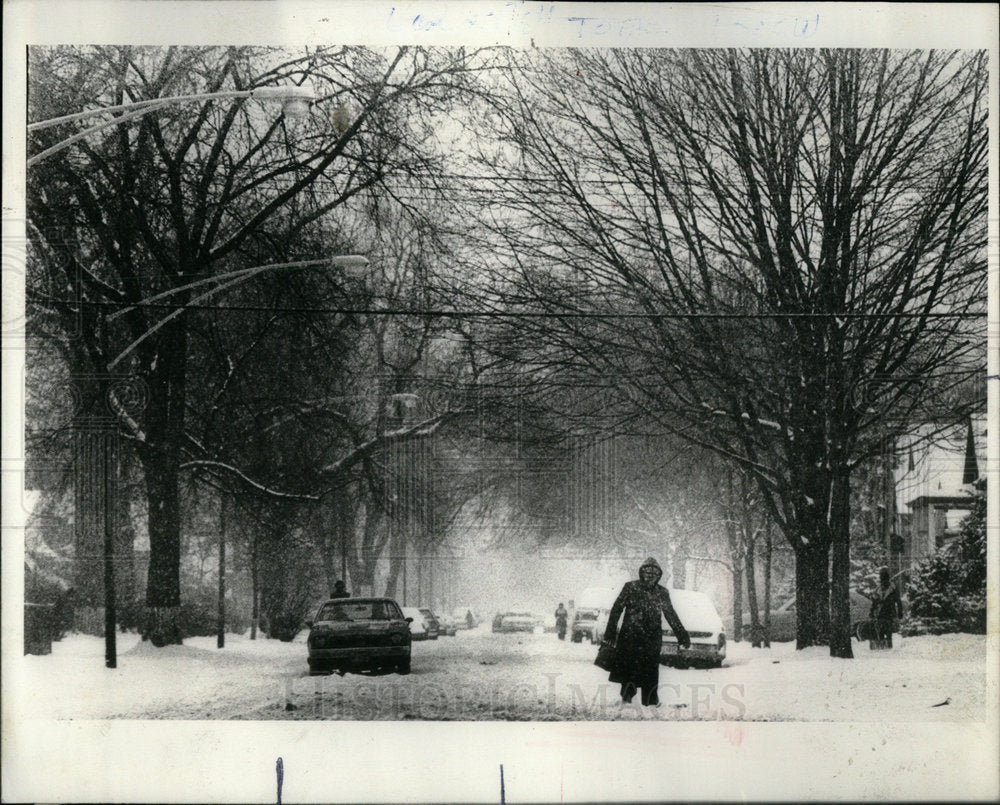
[571,632,581,643]
[396,656,411,675]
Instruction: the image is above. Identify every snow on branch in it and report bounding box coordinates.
[179,459,321,502]
[319,409,471,478]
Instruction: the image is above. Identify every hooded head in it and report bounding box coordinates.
[638,557,663,588]
[878,566,890,585]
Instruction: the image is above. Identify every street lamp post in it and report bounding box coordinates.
[27,84,316,167]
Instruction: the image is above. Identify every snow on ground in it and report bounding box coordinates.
[18,628,987,722]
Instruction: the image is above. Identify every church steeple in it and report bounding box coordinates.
[962,418,979,486]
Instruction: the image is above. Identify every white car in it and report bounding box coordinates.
[573,587,617,643]
[660,589,727,669]
[596,588,727,669]
[495,611,537,633]
[435,613,458,636]
[401,606,430,640]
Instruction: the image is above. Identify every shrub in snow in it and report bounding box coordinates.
[902,483,986,636]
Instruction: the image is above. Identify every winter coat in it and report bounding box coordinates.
[555,606,568,624]
[870,582,903,622]
[603,557,690,688]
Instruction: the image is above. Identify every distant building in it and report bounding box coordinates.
[893,417,985,573]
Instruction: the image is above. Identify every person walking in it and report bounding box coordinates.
[602,557,690,706]
[555,602,568,640]
[870,566,904,649]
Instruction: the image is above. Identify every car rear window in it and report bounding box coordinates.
[316,601,400,621]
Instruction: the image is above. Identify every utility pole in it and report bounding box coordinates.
[217,495,226,649]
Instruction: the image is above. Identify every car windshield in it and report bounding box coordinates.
[316,601,397,622]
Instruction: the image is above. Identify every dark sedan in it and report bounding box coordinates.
[307,597,411,675]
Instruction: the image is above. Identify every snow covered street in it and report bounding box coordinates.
[18,627,987,722]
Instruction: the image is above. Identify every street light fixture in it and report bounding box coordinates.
[27,83,317,167]
[107,255,369,370]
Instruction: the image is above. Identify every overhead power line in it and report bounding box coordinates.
[31,296,987,319]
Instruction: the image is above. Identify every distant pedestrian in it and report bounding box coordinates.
[555,602,568,640]
[870,566,903,649]
[330,580,350,599]
[602,557,690,706]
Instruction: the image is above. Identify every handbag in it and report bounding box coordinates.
[594,640,617,672]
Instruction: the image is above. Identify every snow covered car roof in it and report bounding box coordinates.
[664,589,724,633]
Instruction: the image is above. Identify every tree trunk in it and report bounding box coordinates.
[745,536,761,647]
[725,466,743,641]
[671,542,688,589]
[384,535,405,600]
[217,495,226,649]
[740,471,761,646]
[114,460,137,631]
[141,454,183,646]
[250,537,260,640]
[732,565,744,643]
[794,543,830,648]
[829,466,854,658]
[763,520,772,648]
[138,320,187,647]
[357,497,386,597]
[417,555,423,604]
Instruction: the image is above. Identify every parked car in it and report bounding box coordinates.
[435,612,458,636]
[306,597,411,675]
[452,607,479,630]
[417,607,441,640]
[401,606,435,640]
[571,586,617,643]
[571,608,601,643]
[659,588,727,669]
[594,588,726,669]
[725,589,873,643]
[496,611,538,633]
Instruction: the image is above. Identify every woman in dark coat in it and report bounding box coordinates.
[870,566,904,649]
[603,557,690,706]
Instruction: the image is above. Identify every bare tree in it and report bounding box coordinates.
[465,48,987,656]
[27,45,491,644]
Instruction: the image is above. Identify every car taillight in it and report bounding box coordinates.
[718,634,726,648]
